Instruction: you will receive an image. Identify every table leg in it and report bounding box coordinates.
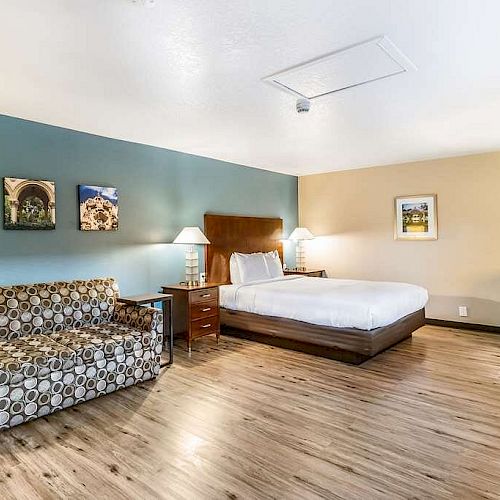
[158,299,174,367]
[166,299,173,365]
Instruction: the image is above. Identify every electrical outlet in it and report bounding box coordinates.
[458,306,468,317]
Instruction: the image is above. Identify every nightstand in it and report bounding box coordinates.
[284,269,325,278]
[161,283,220,353]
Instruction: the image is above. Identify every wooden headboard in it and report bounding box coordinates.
[204,214,284,284]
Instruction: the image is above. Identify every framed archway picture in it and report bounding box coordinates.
[394,194,437,240]
[3,177,56,230]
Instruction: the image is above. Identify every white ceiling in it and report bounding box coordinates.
[1,0,500,176]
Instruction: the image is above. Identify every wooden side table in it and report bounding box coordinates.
[284,269,325,278]
[161,283,220,353]
[117,293,174,366]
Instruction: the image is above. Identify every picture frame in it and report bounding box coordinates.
[3,177,56,230]
[394,194,437,240]
[78,185,119,231]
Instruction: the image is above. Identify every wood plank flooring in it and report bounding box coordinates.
[1,325,500,499]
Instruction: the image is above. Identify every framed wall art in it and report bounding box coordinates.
[394,194,437,240]
[3,177,56,230]
[79,185,119,231]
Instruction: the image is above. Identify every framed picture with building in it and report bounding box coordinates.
[78,185,119,231]
[3,177,56,230]
[394,194,437,240]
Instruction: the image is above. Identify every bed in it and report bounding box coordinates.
[204,213,427,364]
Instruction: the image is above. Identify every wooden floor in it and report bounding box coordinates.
[1,326,500,499]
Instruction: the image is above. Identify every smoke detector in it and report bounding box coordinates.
[263,36,416,114]
[296,98,311,114]
[131,0,156,8]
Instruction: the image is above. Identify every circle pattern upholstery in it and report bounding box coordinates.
[0,349,161,429]
[0,278,163,430]
[0,278,119,340]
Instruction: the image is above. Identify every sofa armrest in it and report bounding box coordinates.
[113,302,163,337]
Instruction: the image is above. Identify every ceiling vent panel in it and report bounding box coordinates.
[263,36,416,99]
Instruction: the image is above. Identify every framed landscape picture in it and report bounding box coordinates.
[3,177,56,230]
[78,185,119,231]
[394,194,437,240]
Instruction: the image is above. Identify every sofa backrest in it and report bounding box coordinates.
[0,278,119,340]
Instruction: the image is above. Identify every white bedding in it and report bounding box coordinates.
[220,276,428,330]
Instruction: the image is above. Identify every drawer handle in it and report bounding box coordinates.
[202,307,211,312]
[201,323,212,328]
[201,293,211,298]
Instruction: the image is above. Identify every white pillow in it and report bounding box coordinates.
[229,253,242,284]
[234,252,271,283]
[263,250,284,278]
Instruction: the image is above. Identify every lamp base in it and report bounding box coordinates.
[185,246,200,286]
[296,241,306,270]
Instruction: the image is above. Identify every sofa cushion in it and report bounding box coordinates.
[0,278,119,340]
[0,334,76,386]
[48,323,153,365]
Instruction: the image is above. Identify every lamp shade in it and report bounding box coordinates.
[173,227,210,245]
[289,227,314,241]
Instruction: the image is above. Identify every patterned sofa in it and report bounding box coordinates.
[0,278,163,430]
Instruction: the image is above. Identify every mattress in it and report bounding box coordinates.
[219,276,428,330]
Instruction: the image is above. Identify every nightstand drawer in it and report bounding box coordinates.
[190,287,218,304]
[191,315,220,339]
[191,301,218,320]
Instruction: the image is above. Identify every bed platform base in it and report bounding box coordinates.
[221,308,426,365]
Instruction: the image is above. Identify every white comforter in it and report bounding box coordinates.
[220,276,428,330]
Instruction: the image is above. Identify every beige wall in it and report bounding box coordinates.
[299,151,500,326]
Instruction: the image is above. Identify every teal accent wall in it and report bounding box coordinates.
[0,115,298,294]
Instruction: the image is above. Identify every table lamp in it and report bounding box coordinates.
[173,226,210,286]
[289,227,314,271]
